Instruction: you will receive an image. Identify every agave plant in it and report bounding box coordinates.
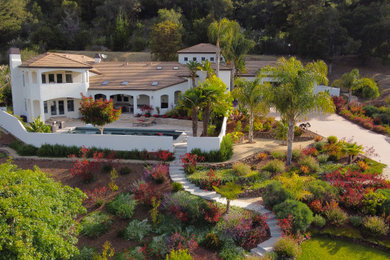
[25,116,51,133]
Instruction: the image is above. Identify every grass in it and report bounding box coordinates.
[315,225,363,240]
[298,236,390,260]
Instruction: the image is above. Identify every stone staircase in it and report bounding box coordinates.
[169,144,282,257]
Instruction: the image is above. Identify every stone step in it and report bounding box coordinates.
[266,219,278,226]
[250,246,266,256]
[258,236,281,252]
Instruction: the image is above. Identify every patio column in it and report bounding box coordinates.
[39,100,45,122]
[133,95,138,115]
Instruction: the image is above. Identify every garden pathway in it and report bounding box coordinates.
[169,143,282,257]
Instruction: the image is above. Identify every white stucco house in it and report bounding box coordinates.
[8,43,279,123]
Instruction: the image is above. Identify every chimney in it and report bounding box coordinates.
[94,53,101,63]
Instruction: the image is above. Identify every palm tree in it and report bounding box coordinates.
[342,142,363,164]
[213,182,242,214]
[179,87,204,137]
[260,57,335,165]
[186,60,200,88]
[332,68,378,103]
[200,76,231,136]
[208,18,237,77]
[224,33,255,89]
[197,60,215,79]
[233,78,269,143]
[25,116,51,133]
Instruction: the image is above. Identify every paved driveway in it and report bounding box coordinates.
[305,113,390,177]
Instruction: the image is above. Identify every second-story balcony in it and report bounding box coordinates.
[39,82,88,101]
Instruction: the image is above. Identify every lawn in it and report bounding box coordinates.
[298,236,390,260]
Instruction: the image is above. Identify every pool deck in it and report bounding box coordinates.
[50,114,203,139]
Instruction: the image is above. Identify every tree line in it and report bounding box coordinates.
[0,0,389,63]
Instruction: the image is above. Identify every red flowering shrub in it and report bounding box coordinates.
[132,181,161,205]
[332,96,346,112]
[349,102,364,115]
[373,125,387,134]
[325,169,390,210]
[69,146,104,182]
[278,214,294,236]
[157,150,174,162]
[140,105,153,116]
[169,205,189,223]
[167,232,198,253]
[146,164,169,183]
[200,169,222,190]
[308,199,323,214]
[85,185,109,206]
[181,153,204,174]
[302,147,318,157]
[202,202,224,223]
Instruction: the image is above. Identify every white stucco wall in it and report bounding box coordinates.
[187,117,227,152]
[0,110,173,152]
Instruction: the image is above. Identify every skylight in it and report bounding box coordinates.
[121,81,128,86]
[173,66,179,70]
[156,66,162,70]
[102,81,109,85]
[152,81,159,86]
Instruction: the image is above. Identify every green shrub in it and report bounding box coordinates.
[361,190,386,215]
[294,126,304,137]
[274,199,313,232]
[172,182,184,192]
[115,247,145,260]
[363,216,389,237]
[312,214,326,228]
[232,162,252,176]
[80,212,112,238]
[349,215,363,227]
[262,160,285,173]
[363,105,381,117]
[106,193,137,219]
[298,156,320,173]
[208,125,217,136]
[218,239,246,260]
[327,136,338,144]
[10,141,38,156]
[376,189,390,215]
[263,181,291,209]
[203,232,222,250]
[166,249,193,260]
[314,141,325,152]
[317,154,329,164]
[71,246,96,260]
[271,151,285,160]
[292,149,302,161]
[307,180,337,201]
[119,166,132,175]
[220,135,233,161]
[273,237,301,259]
[363,158,386,175]
[123,219,152,242]
[102,164,113,173]
[324,207,348,226]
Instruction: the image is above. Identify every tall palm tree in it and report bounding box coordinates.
[197,60,215,79]
[233,78,269,143]
[200,76,232,136]
[260,57,335,165]
[224,33,255,90]
[208,18,237,77]
[332,68,378,103]
[186,60,200,88]
[179,87,204,137]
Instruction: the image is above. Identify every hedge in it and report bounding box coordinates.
[191,135,233,162]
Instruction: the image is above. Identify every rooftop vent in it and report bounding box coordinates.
[94,53,102,63]
[121,81,128,86]
[156,66,162,70]
[102,81,109,85]
[152,81,159,86]
[173,66,179,70]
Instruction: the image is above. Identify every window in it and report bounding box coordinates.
[117,95,122,102]
[193,57,197,61]
[51,101,57,115]
[210,57,214,61]
[58,100,64,115]
[49,74,55,83]
[66,74,73,83]
[202,57,205,61]
[57,74,63,83]
[67,99,74,112]
[161,95,168,108]
[44,101,48,113]
[184,57,188,61]
[41,74,46,84]
[124,96,129,102]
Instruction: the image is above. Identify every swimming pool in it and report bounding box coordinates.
[66,127,183,140]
